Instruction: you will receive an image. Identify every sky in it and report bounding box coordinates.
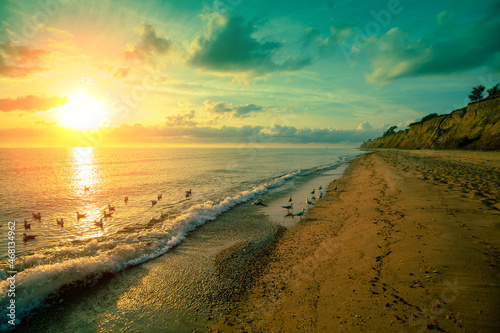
[0,0,499,147]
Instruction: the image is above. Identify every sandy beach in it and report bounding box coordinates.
[212,149,500,332]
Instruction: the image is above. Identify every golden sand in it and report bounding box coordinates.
[212,149,500,332]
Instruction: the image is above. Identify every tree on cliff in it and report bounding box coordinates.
[487,83,500,97]
[383,126,397,137]
[468,85,485,101]
[421,113,439,122]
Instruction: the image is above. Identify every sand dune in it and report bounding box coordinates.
[212,149,500,332]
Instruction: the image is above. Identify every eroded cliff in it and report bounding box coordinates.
[362,96,500,150]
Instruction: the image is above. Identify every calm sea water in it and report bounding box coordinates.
[0,147,362,330]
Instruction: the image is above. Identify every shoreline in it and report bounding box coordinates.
[212,149,500,332]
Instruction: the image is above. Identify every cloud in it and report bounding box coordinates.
[233,104,263,116]
[112,67,131,79]
[35,120,58,126]
[124,24,173,64]
[204,100,233,114]
[203,100,266,118]
[166,110,198,127]
[188,13,310,78]
[0,95,68,112]
[0,40,48,78]
[44,26,76,51]
[365,7,500,84]
[0,122,384,145]
[357,122,372,130]
[302,24,354,55]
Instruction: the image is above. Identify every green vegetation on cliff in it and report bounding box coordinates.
[362,95,500,150]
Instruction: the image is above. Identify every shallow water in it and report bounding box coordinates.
[0,147,363,330]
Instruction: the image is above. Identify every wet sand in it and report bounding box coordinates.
[212,149,500,332]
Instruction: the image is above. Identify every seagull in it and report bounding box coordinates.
[333,185,338,191]
[24,220,31,229]
[157,194,162,200]
[252,198,268,206]
[108,204,115,211]
[319,185,322,190]
[84,186,90,192]
[360,162,363,166]
[295,209,305,218]
[56,218,64,227]
[306,197,313,205]
[23,233,37,242]
[281,203,293,211]
[310,189,315,195]
[288,195,293,202]
[333,179,336,182]
[151,200,157,206]
[185,189,192,198]
[103,211,113,218]
[319,192,323,199]
[94,218,104,227]
[32,212,41,220]
[124,196,129,203]
[76,212,86,219]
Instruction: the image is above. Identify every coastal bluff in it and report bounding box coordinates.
[362,96,500,150]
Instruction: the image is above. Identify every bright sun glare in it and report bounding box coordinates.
[59,94,107,129]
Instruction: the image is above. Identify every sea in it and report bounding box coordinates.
[0,147,363,332]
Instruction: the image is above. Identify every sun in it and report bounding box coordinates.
[59,94,107,129]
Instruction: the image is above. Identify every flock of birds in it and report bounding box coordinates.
[22,187,194,243]
[22,174,349,243]
[251,181,339,219]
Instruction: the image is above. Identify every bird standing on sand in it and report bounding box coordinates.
[282,203,293,211]
[185,189,192,198]
[76,212,86,219]
[124,196,129,203]
[319,185,322,190]
[295,209,305,218]
[32,212,41,220]
[306,197,313,205]
[289,195,293,202]
[151,200,157,206]
[333,185,338,191]
[56,218,64,227]
[252,199,267,206]
[103,211,113,218]
[157,194,162,200]
[108,204,115,211]
[310,189,315,195]
[24,220,31,229]
[319,192,323,199]
[23,233,37,242]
